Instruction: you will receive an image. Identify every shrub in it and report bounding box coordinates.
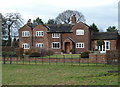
[81,51,90,58]
[15,48,24,56]
[47,50,54,56]
[29,52,41,57]
[39,49,54,57]
[2,51,17,57]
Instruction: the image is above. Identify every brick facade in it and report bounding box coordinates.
[19,21,120,54]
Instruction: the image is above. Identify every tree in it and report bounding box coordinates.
[96,40,105,51]
[106,26,118,32]
[33,17,44,25]
[55,10,85,24]
[90,23,99,32]
[12,38,19,48]
[47,19,56,24]
[2,13,24,46]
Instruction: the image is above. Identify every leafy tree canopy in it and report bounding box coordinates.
[47,19,56,24]
[106,26,118,32]
[33,17,44,25]
[90,23,99,32]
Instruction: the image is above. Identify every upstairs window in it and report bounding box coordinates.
[76,29,84,35]
[52,42,60,49]
[36,43,44,48]
[22,43,30,49]
[76,42,84,48]
[52,33,60,38]
[36,31,44,36]
[22,31,30,37]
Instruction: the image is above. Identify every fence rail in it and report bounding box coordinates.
[1,54,112,66]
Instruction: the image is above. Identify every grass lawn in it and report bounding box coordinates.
[2,64,119,85]
[36,54,80,58]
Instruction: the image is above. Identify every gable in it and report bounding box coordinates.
[19,24,32,31]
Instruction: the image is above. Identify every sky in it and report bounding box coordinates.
[0,0,119,31]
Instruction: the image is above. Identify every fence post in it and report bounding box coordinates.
[16,56,18,64]
[79,55,80,66]
[87,58,89,66]
[49,55,50,65]
[29,56,30,64]
[96,55,97,66]
[42,57,43,65]
[3,55,5,64]
[63,55,65,65]
[56,55,57,65]
[35,57,37,64]
[10,55,12,64]
[23,56,24,65]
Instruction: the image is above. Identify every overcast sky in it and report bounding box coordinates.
[0,0,119,31]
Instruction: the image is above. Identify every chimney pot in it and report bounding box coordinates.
[72,15,76,24]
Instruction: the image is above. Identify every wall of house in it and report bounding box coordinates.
[91,40,117,51]
[117,35,120,51]
[71,22,91,53]
[47,23,91,54]
[32,25,49,50]
[19,22,92,54]
[19,25,32,51]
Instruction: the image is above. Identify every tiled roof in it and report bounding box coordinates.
[92,32,118,40]
[45,24,73,33]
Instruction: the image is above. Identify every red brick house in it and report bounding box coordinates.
[19,16,120,54]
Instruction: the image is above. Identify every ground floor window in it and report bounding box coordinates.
[52,42,60,49]
[95,40,110,52]
[22,43,30,49]
[36,43,44,48]
[76,42,84,48]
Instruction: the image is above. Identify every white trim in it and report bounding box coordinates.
[36,43,44,48]
[76,42,84,48]
[105,41,110,50]
[52,33,60,38]
[52,42,60,49]
[22,31,30,37]
[22,43,30,49]
[76,29,84,35]
[36,31,44,37]
[95,40,110,53]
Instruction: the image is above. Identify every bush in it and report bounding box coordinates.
[29,52,41,57]
[39,49,54,57]
[15,48,24,56]
[81,51,90,58]
[2,51,17,57]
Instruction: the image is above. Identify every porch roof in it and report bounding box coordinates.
[92,32,118,40]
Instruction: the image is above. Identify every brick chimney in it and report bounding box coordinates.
[27,19,32,25]
[72,15,76,24]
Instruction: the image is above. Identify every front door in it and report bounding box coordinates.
[65,42,70,53]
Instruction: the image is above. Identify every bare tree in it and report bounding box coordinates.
[2,13,24,46]
[55,10,85,24]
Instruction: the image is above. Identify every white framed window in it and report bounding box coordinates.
[52,42,60,49]
[22,43,30,49]
[105,41,110,50]
[36,31,44,36]
[76,42,84,48]
[22,31,30,37]
[76,29,84,35]
[36,43,44,48]
[52,33,60,38]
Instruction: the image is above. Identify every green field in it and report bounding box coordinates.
[2,64,119,85]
